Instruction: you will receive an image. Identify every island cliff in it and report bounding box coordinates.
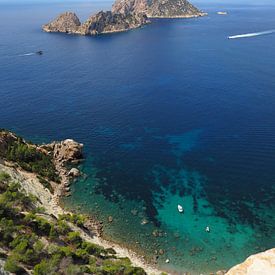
[43,0,205,35]
[112,0,206,18]
[43,11,149,35]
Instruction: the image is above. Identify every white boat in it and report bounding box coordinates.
[217,11,228,15]
[205,226,210,232]
[178,204,184,213]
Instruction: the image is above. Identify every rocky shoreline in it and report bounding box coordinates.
[38,139,84,197]
[1,130,274,274]
[0,130,163,274]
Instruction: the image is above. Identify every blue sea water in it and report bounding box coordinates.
[1,1,275,274]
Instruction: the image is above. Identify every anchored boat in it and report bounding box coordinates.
[178,204,184,213]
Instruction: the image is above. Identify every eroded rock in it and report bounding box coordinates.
[43,10,149,36]
[112,0,206,18]
[42,12,81,33]
[68,168,81,177]
[225,248,275,275]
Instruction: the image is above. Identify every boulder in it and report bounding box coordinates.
[53,139,83,163]
[68,168,80,177]
[226,248,275,275]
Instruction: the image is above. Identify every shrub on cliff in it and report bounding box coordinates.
[0,171,146,275]
[4,257,26,274]
[6,140,60,182]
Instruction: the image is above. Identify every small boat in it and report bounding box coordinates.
[178,204,184,213]
[217,11,228,15]
[205,226,210,233]
[36,50,43,55]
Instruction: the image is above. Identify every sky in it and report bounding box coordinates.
[0,0,274,7]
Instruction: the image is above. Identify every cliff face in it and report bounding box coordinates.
[226,248,275,275]
[80,11,149,35]
[42,12,81,34]
[112,0,147,15]
[43,11,149,35]
[112,0,205,18]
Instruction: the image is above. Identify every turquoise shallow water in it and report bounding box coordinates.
[1,1,275,274]
[65,128,274,274]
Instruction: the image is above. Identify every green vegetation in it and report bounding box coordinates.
[6,141,60,182]
[59,213,87,227]
[0,172,146,275]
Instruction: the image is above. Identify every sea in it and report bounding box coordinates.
[1,0,275,274]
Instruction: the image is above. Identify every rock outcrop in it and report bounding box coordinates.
[79,11,149,35]
[112,0,206,18]
[226,248,275,275]
[0,130,83,197]
[43,10,149,35]
[50,139,83,164]
[39,139,83,196]
[42,12,81,34]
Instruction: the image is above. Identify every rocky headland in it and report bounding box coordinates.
[0,129,83,198]
[0,129,163,274]
[42,0,205,36]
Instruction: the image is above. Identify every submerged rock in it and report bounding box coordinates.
[112,0,206,18]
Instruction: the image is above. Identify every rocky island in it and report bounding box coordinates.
[42,0,205,35]
[43,11,149,35]
[112,0,206,18]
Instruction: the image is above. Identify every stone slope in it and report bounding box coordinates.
[80,11,149,35]
[42,12,81,33]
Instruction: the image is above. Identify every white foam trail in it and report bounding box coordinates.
[19,53,35,56]
[228,29,275,39]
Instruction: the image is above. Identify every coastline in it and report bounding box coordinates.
[1,131,274,274]
[0,160,163,275]
[147,12,207,18]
